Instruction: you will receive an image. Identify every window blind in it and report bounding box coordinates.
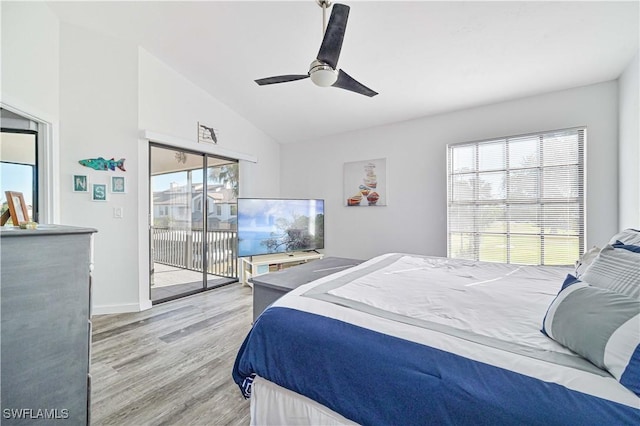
[447,128,585,266]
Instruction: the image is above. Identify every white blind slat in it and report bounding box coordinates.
[447,128,585,266]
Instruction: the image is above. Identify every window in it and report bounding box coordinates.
[447,128,585,266]
[1,130,38,223]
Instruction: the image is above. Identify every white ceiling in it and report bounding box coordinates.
[47,1,639,144]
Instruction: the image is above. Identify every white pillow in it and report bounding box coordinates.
[575,245,600,278]
[581,244,640,298]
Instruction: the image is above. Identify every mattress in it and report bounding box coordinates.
[233,253,640,425]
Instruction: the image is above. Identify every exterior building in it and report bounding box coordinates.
[153,181,237,230]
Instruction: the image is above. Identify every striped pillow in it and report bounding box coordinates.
[542,276,640,395]
[580,244,640,298]
[608,228,640,246]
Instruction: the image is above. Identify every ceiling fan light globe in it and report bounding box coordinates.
[309,61,338,87]
[310,69,338,87]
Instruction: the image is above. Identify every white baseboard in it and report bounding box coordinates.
[92,302,151,315]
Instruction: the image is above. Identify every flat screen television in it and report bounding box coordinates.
[237,198,324,257]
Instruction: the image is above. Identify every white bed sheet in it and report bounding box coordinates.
[325,254,573,353]
[269,253,640,409]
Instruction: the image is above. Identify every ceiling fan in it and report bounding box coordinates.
[255,0,378,97]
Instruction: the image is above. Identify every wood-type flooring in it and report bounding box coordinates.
[90,283,253,425]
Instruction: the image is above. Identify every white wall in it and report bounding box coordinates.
[55,40,281,314]
[138,49,280,198]
[281,82,620,260]
[618,50,640,229]
[59,22,141,313]
[1,2,61,223]
[1,2,59,120]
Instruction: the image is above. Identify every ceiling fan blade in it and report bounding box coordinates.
[255,75,309,86]
[332,69,378,97]
[317,4,350,69]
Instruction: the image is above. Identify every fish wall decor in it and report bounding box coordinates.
[79,157,126,172]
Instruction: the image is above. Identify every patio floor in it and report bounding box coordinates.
[152,262,218,288]
[151,262,238,303]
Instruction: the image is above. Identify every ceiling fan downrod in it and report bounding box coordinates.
[317,0,332,34]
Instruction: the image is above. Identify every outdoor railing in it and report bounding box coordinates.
[152,227,238,278]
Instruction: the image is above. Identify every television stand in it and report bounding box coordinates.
[239,251,324,286]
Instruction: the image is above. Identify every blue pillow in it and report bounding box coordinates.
[542,275,640,396]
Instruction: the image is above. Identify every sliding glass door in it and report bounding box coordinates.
[203,155,239,288]
[149,144,238,303]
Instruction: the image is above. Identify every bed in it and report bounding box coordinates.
[233,231,640,425]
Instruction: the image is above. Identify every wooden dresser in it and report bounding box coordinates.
[1,225,96,425]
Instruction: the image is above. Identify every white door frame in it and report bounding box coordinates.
[1,100,59,224]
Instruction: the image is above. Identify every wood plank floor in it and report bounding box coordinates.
[90,283,253,425]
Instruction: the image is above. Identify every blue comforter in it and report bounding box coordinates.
[233,307,640,425]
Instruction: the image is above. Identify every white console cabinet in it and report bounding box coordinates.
[240,251,324,286]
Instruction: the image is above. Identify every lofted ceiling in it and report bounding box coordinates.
[47,1,639,144]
